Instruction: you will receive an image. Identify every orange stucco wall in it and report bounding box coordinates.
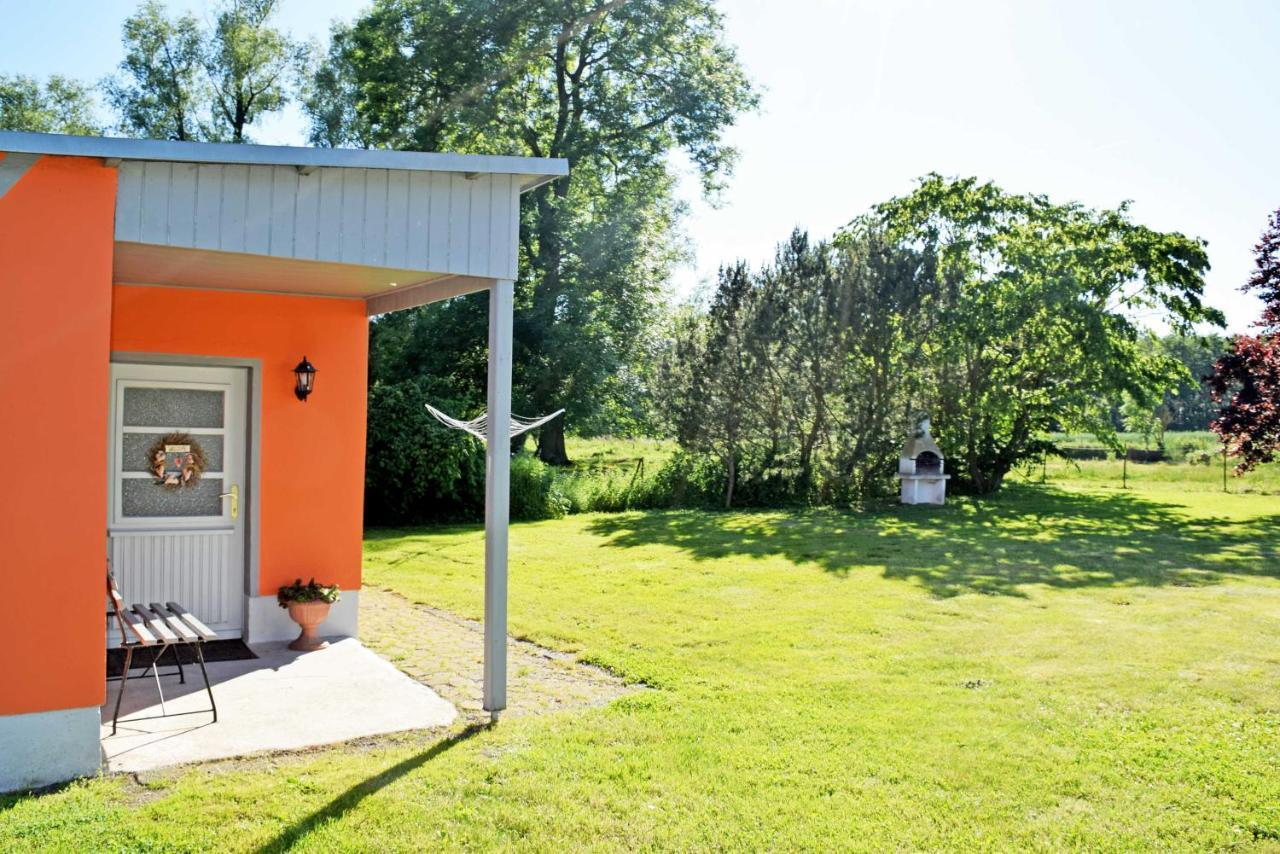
[0,156,117,715]
[111,286,369,597]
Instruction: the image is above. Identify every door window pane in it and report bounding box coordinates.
[121,478,223,517]
[121,433,224,473]
[122,388,224,428]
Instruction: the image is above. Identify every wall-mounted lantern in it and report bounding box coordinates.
[293,356,317,402]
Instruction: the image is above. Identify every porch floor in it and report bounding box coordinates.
[100,638,456,773]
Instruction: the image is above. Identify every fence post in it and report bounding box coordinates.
[1222,443,1228,494]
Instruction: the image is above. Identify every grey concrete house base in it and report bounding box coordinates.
[247,591,359,644]
[101,638,454,773]
[0,706,101,793]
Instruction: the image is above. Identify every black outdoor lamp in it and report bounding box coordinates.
[293,356,317,402]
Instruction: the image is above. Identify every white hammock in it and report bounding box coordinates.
[426,403,564,442]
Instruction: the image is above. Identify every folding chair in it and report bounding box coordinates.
[107,568,219,735]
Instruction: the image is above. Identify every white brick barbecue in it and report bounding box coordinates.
[897,417,949,505]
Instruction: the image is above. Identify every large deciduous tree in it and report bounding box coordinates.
[873,175,1224,493]
[205,0,299,142]
[104,0,297,143]
[103,0,205,141]
[307,0,757,463]
[1208,207,1280,472]
[0,74,102,135]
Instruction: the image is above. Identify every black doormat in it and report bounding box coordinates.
[107,639,257,678]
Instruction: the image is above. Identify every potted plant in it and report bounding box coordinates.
[277,578,341,651]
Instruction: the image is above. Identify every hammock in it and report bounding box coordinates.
[426,403,564,443]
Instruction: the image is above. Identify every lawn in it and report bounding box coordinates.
[1016,456,1280,495]
[3,483,1280,850]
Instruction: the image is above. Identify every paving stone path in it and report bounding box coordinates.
[359,586,635,721]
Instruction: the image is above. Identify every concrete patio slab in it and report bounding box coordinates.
[100,639,456,773]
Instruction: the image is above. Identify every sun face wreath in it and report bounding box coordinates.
[146,432,207,489]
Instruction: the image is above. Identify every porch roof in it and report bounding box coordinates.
[0,131,567,313]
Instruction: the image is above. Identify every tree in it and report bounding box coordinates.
[0,74,102,135]
[364,380,486,524]
[656,229,931,507]
[104,0,297,143]
[104,0,205,140]
[1208,207,1280,472]
[662,263,759,507]
[1156,333,1230,430]
[825,225,937,499]
[745,231,841,502]
[308,0,757,463]
[205,0,299,142]
[871,175,1224,493]
[1120,391,1169,449]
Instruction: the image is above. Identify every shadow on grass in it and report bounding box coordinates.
[256,723,490,853]
[584,485,1280,598]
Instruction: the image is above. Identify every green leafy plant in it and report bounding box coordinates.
[277,578,340,608]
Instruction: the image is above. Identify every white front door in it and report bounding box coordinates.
[107,363,248,644]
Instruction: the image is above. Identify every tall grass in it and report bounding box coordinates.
[503,438,724,520]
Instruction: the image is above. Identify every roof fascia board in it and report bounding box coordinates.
[366,274,492,316]
[0,131,567,188]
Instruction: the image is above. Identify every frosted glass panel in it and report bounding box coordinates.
[123,387,224,428]
[121,433,224,473]
[122,478,223,517]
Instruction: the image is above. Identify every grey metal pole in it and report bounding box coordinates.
[483,278,514,720]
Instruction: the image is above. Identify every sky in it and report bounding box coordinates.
[3,0,1277,333]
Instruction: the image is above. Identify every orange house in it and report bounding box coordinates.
[0,131,565,791]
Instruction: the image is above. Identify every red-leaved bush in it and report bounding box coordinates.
[1209,207,1280,472]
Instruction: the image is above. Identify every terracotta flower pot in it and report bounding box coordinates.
[286,600,332,651]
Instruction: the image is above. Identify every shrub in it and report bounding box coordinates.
[544,451,728,514]
[509,454,568,520]
[364,380,485,525]
[1059,447,1110,461]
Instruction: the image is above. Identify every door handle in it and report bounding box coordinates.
[219,484,239,520]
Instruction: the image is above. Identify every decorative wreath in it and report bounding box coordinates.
[146,432,207,489]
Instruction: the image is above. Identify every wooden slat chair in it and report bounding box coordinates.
[107,569,218,735]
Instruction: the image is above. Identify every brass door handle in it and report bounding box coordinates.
[218,484,239,520]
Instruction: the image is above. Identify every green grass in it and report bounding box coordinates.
[1012,456,1280,495]
[1047,430,1221,452]
[1013,430,1280,495]
[563,435,676,470]
[4,483,1280,850]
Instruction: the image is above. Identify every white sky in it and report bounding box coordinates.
[5,0,1277,333]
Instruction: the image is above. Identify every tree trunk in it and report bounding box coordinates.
[536,413,571,465]
[724,452,736,509]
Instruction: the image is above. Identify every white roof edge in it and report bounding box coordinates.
[0,131,568,191]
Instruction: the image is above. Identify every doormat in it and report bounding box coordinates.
[107,639,257,678]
